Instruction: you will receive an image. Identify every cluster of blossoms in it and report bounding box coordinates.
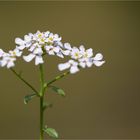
[0,31,105,73]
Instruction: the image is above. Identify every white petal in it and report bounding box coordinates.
[15,38,25,45]
[86,48,93,57]
[79,62,86,68]
[58,62,70,71]
[86,61,93,67]
[23,54,35,62]
[79,45,85,52]
[53,47,60,53]
[0,49,4,57]
[24,35,31,42]
[1,60,7,67]
[69,60,78,66]
[16,51,22,57]
[62,50,70,56]
[44,31,50,37]
[7,61,15,68]
[93,53,103,61]
[48,50,55,55]
[93,60,105,67]
[56,52,64,58]
[72,47,79,53]
[33,48,43,55]
[17,45,26,50]
[29,45,36,52]
[35,56,44,65]
[13,49,22,57]
[70,66,79,74]
[64,43,72,50]
[45,45,53,51]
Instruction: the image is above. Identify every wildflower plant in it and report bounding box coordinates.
[0,31,105,139]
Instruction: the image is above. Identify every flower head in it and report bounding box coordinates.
[0,30,105,70]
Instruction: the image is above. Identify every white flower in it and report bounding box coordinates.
[79,45,93,58]
[79,57,93,68]
[92,53,105,66]
[15,38,26,50]
[71,47,82,60]
[9,48,22,57]
[0,53,16,68]
[58,60,79,74]
[45,45,64,58]
[23,45,44,65]
[62,43,72,56]
[45,33,61,44]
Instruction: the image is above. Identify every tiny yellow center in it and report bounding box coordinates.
[75,53,79,57]
[84,53,88,57]
[49,37,53,41]
[41,38,45,42]
[38,33,42,38]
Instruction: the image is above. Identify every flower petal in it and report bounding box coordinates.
[62,50,70,56]
[86,48,93,58]
[79,62,86,68]
[93,53,103,61]
[86,61,93,67]
[1,60,7,67]
[64,43,72,50]
[93,60,105,67]
[35,56,44,65]
[7,61,15,68]
[79,45,85,52]
[58,62,70,71]
[56,52,64,58]
[53,47,60,53]
[70,66,79,74]
[23,54,35,62]
[33,47,43,55]
[15,38,25,45]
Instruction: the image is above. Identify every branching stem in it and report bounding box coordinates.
[10,68,39,95]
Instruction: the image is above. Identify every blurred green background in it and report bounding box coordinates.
[0,1,140,139]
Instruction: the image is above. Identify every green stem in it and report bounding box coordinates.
[10,68,38,95]
[39,64,45,140]
[47,71,70,87]
[40,95,44,140]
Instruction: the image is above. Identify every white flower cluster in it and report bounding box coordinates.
[58,43,105,73]
[0,31,105,73]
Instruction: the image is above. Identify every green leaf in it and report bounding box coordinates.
[50,86,65,97]
[24,94,37,104]
[43,127,58,138]
[43,101,53,111]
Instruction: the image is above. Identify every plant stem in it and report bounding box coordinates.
[39,64,45,140]
[47,71,70,87]
[10,68,38,95]
[40,95,44,140]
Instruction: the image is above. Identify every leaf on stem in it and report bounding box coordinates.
[43,126,58,138]
[24,94,37,104]
[50,86,65,97]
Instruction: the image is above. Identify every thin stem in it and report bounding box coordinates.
[10,68,38,95]
[40,95,44,140]
[39,64,45,140]
[47,71,70,87]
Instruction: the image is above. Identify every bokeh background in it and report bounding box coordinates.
[0,1,140,139]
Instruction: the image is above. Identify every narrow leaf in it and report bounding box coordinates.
[24,94,37,104]
[44,127,58,138]
[50,86,65,97]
